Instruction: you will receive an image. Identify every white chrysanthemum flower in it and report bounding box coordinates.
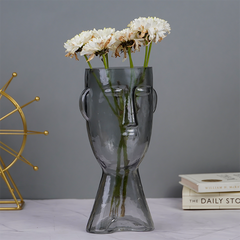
[128,17,171,43]
[64,30,95,59]
[64,35,81,55]
[93,27,115,38]
[110,28,144,60]
[80,35,116,61]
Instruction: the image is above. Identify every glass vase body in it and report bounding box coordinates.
[80,67,157,234]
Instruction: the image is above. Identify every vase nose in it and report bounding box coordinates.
[122,94,138,128]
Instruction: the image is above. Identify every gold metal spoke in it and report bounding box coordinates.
[0,97,40,122]
[0,72,17,100]
[0,130,48,135]
[0,141,38,170]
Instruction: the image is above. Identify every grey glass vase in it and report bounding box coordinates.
[79,67,157,234]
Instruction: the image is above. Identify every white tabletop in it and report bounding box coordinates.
[0,198,239,240]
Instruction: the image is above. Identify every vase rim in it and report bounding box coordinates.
[85,66,152,70]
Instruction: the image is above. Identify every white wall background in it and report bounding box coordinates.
[0,0,239,199]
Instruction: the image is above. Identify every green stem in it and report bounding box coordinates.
[146,41,152,68]
[108,78,121,114]
[127,47,134,68]
[121,168,129,217]
[102,54,108,69]
[84,55,119,115]
[144,43,148,68]
[84,53,132,218]
[120,135,129,217]
[122,137,129,167]
[106,53,109,68]
[110,136,124,216]
[84,55,92,69]
[84,53,129,218]
[95,77,116,114]
[110,173,122,216]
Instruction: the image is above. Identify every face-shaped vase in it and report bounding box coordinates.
[80,67,157,173]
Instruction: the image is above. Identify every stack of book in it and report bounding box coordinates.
[179,172,240,209]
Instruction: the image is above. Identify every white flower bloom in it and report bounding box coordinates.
[110,28,144,60]
[80,35,116,61]
[93,28,115,38]
[79,30,95,45]
[64,35,81,54]
[128,17,171,43]
[64,30,95,59]
[64,18,171,64]
[78,28,116,61]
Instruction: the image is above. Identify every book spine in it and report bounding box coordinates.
[182,186,240,209]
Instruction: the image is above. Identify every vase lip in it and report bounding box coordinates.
[85,66,152,70]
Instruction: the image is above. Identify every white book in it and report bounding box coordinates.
[182,186,240,209]
[179,172,240,193]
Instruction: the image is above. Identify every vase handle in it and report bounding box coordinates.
[153,88,157,113]
[79,88,90,121]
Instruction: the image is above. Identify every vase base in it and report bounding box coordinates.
[86,215,154,234]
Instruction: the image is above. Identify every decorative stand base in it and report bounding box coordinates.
[0,200,25,211]
[0,157,25,210]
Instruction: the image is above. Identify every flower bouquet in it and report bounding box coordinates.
[64,17,170,234]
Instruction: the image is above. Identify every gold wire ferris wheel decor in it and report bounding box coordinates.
[0,72,48,210]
